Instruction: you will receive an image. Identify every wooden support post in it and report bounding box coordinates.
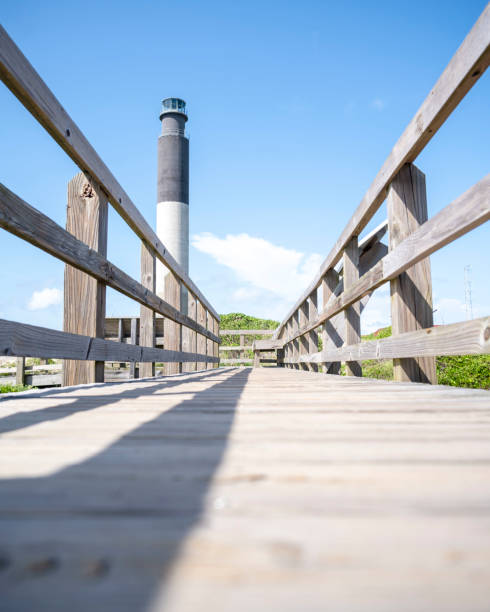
[343,237,362,377]
[16,356,25,386]
[293,311,300,369]
[183,293,197,372]
[63,172,107,386]
[140,242,156,378]
[206,312,214,370]
[197,301,207,371]
[164,271,182,375]
[388,163,436,383]
[322,270,341,374]
[117,318,125,369]
[129,317,138,379]
[253,350,260,368]
[308,292,319,372]
[286,319,293,368]
[276,348,285,368]
[299,301,309,371]
[214,317,220,368]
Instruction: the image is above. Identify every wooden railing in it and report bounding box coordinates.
[219,329,277,365]
[0,26,220,385]
[274,7,490,382]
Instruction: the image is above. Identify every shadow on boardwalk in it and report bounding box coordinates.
[0,367,250,612]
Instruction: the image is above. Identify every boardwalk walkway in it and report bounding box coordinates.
[1,367,489,611]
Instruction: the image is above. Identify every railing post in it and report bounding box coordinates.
[276,347,285,368]
[308,292,319,372]
[253,349,260,368]
[299,301,309,371]
[182,292,197,372]
[129,317,138,379]
[214,317,220,368]
[63,172,108,386]
[16,356,25,386]
[343,237,362,376]
[388,163,436,383]
[164,271,182,375]
[293,311,300,369]
[197,301,207,371]
[206,312,214,370]
[322,270,341,374]
[140,243,156,378]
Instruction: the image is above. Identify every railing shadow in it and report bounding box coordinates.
[0,367,250,612]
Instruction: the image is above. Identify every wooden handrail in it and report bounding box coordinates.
[0,25,219,321]
[275,5,490,340]
[0,184,219,343]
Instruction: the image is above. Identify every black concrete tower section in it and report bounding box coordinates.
[156,97,189,298]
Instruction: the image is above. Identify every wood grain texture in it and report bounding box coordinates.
[63,173,107,386]
[164,272,182,375]
[388,164,436,383]
[15,356,25,386]
[281,175,489,344]
[0,319,218,364]
[0,25,219,321]
[343,237,362,376]
[140,242,156,378]
[129,318,138,379]
[298,302,309,371]
[197,302,207,371]
[291,316,490,364]
[274,6,490,337]
[322,269,341,375]
[0,367,489,611]
[0,184,218,343]
[182,293,197,373]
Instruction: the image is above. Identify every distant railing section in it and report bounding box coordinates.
[0,26,220,386]
[273,6,490,382]
[219,329,279,366]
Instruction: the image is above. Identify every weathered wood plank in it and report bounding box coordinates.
[284,175,490,343]
[308,292,319,372]
[0,319,218,364]
[129,318,138,379]
[343,236,362,377]
[140,242,156,378]
[0,184,219,343]
[197,302,207,371]
[388,164,436,383]
[164,271,182,375]
[63,172,107,386]
[15,356,25,386]
[294,316,490,364]
[0,25,219,321]
[298,301,309,371]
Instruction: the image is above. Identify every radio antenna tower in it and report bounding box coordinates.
[464,265,473,320]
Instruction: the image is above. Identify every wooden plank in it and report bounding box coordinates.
[164,271,182,375]
[0,319,218,364]
[182,293,197,373]
[298,301,309,371]
[140,242,156,378]
[388,164,436,383]
[63,172,107,386]
[214,317,220,369]
[219,329,276,336]
[274,7,490,338]
[322,269,341,375]
[197,302,207,371]
[297,316,490,364]
[15,356,25,386]
[0,184,219,343]
[285,175,490,343]
[0,26,219,321]
[129,318,138,379]
[343,236,362,377]
[308,291,319,372]
[253,350,260,368]
[206,313,214,370]
[251,339,284,350]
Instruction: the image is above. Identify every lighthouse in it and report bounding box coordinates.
[156,97,189,300]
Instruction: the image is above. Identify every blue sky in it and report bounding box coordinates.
[1,0,489,332]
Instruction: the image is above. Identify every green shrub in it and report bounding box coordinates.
[436,355,490,390]
[0,384,33,394]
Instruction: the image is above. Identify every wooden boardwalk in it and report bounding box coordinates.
[1,367,489,611]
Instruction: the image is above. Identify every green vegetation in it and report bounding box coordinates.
[219,313,279,367]
[348,325,489,389]
[0,384,33,394]
[436,355,490,390]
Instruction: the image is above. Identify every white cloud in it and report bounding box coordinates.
[27,288,62,311]
[360,289,390,334]
[433,297,484,325]
[371,98,386,111]
[192,233,323,319]
[192,233,322,302]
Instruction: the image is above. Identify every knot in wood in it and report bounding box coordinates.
[81,183,95,198]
